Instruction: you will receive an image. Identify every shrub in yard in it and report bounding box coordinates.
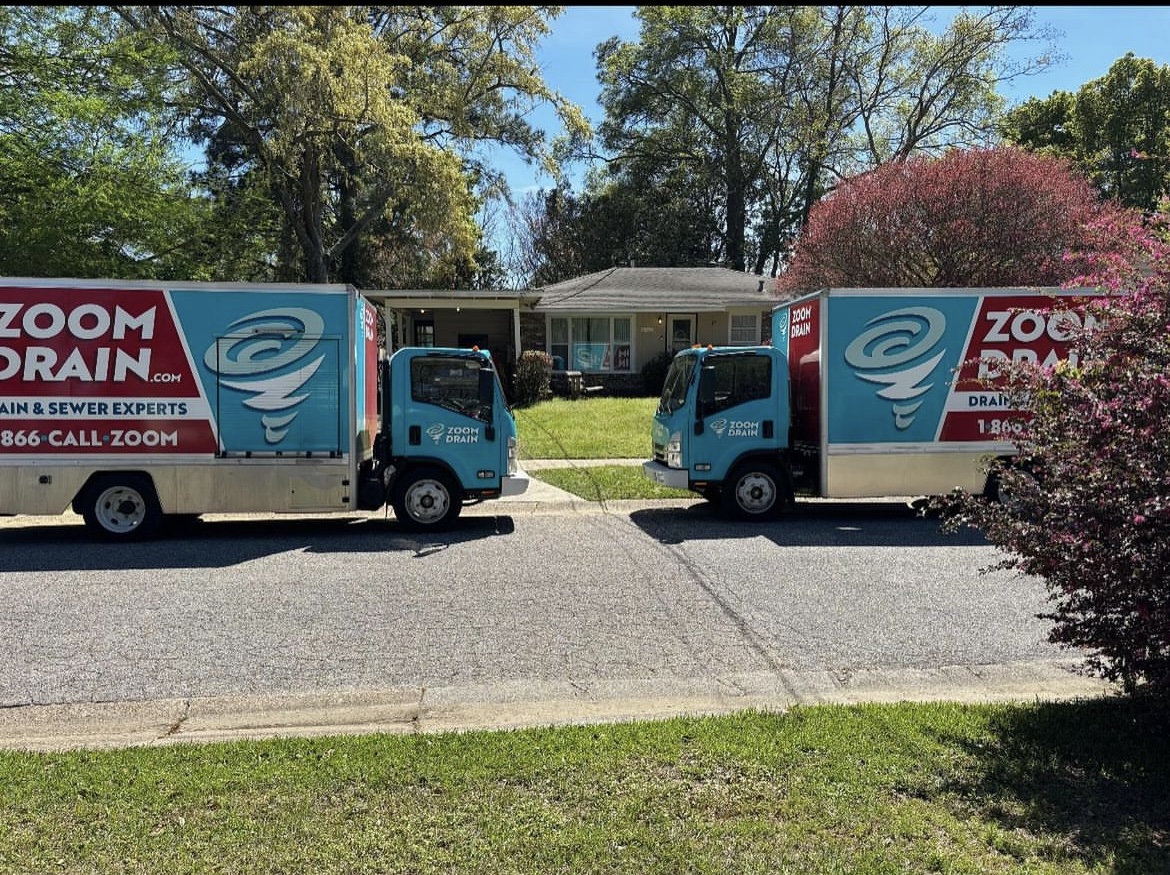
[513,349,553,407]
[775,145,1134,296]
[937,202,1169,696]
[641,350,674,396]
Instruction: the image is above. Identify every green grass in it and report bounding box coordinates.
[513,397,682,500]
[536,464,694,500]
[2,698,1167,873]
[514,396,658,460]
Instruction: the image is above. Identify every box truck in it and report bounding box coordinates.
[643,287,1090,518]
[0,278,528,539]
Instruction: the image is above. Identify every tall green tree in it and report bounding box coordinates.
[516,159,725,286]
[589,4,1057,277]
[1004,54,1170,212]
[0,6,209,279]
[588,5,1052,276]
[115,5,587,287]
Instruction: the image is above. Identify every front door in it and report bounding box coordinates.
[668,314,695,354]
[413,318,435,347]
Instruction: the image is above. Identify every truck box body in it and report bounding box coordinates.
[774,287,1089,498]
[644,286,1088,516]
[0,277,525,535]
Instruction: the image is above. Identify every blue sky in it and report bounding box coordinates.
[495,5,1170,198]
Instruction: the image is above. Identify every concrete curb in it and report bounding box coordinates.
[0,659,1116,752]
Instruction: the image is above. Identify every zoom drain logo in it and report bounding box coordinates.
[844,306,946,430]
[204,308,326,444]
[710,418,759,438]
[426,423,480,444]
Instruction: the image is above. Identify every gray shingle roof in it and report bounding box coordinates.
[534,267,775,312]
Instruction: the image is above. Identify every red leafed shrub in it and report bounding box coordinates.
[937,203,1170,696]
[776,146,1134,295]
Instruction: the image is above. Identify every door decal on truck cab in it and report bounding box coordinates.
[710,418,761,438]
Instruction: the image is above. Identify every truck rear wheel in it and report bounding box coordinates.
[80,474,163,541]
[722,462,787,521]
[391,466,463,531]
[985,466,1038,512]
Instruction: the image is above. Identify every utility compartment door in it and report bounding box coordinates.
[210,334,343,457]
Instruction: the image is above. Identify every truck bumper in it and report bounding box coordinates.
[500,470,531,497]
[643,460,689,490]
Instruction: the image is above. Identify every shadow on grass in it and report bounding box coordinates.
[944,696,1170,873]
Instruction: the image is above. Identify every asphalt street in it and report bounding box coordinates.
[0,458,1113,753]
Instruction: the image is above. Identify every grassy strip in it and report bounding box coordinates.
[1,699,1167,873]
[514,397,657,459]
[535,464,694,501]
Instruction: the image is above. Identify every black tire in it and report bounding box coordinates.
[163,513,203,534]
[985,468,1037,512]
[391,466,463,531]
[721,462,788,521]
[984,472,1009,504]
[80,473,163,541]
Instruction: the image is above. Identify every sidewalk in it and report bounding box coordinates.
[496,458,662,507]
[0,661,1114,752]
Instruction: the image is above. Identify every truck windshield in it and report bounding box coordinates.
[410,356,493,422]
[657,354,696,415]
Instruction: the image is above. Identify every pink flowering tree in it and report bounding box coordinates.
[938,203,1170,695]
[775,146,1134,296]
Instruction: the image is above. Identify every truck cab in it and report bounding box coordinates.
[643,346,793,520]
[365,347,528,529]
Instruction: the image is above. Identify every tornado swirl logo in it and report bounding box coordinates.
[204,308,326,443]
[844,307,946,430]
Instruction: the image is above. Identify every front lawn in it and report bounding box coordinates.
[514,396,657,460]
[2,699,1166,874]
[534,464,693,500]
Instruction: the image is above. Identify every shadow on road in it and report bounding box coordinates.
[0,514,517,572]
[629,499,989,548]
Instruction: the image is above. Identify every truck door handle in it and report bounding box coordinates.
[409,425,421,445]
[763,420,773,439]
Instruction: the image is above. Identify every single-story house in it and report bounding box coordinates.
[361,287,529,364]
[364,266,778,395]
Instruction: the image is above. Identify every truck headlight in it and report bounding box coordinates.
[666,432,682,469]
[507,435,519,475]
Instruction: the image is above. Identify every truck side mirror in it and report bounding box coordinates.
[696,365,716,435]
[379,357,392,426]
[478,367,496,441]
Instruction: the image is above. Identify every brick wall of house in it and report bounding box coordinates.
[519,311,546,355]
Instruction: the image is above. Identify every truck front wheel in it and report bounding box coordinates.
[722,462,788,521]
[80,474,163,541]
[391,467,463,531]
